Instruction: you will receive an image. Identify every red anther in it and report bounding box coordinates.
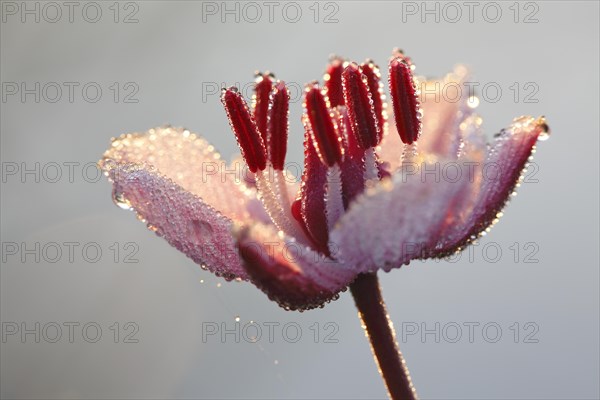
[221,87,267,173]
[324,56,346,107]
[360,60,385,143]
[253,72,274,143]
[389,58,421,144]
[342,63,380,149]
[304,85,344,167]
[391,48,413,66]
[267,81,289,170]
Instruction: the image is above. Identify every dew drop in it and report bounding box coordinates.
[536,116,550,141]
[467,96,480,109]
[537,131,550,142]
[112,189,132,210]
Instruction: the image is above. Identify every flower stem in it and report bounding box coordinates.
[350,272,417,400]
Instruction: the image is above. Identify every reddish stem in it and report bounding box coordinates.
[350,272,417,400]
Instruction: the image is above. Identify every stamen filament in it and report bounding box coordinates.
[363,148,380,182]
[255,169,310,244]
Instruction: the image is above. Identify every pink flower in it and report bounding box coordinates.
[100,50,548,398]
[100,51,548,311]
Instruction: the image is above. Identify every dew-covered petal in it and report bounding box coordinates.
[418,65,473,157]
[434,116,548,254]
[329,159,474,272]
[104,163,248,280]
[99,126,270,280]
[236,223,356,310]
[101,126,260,222]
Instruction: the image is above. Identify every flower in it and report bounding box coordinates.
[99,50,549,311]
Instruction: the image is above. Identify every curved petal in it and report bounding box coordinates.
[329,157,475,272]
[236,223,357,310]
[434,115,548,254]
[101,126,265,222]
[104,163,248,280]
[418,65,473,157]
[100,126,267,280]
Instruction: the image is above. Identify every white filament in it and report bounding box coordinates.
[364,147,380,182]
[255,167,311,244]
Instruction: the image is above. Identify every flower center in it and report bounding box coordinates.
[221,50,424,253]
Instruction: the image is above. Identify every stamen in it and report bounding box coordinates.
[253,72,274,143]
[342,63,381,149]
[391,48,413,66]
[360,60,386,142]
[255,169,312,246]
[304,84,344,167]
[363,147,380,182]
[324,56,346,107]
[267,81,289,170]
[389,58,421,145]
[221,87,267,173]
[325,165,344,229]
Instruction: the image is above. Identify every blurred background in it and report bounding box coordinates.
[1,1,599,399]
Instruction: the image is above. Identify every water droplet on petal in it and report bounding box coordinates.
[112,188,132,210]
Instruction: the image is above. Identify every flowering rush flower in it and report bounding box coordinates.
[100,49,549,399]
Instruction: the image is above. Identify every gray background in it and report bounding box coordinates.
[1,1,599,399]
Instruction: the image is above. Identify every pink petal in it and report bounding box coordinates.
[102,126,262,222]
[418,66,472,157]
[434,116,548,254]
[329,158,475,272]
[105,163,247,280]
[236,223,356,310]
[100,126,266,280]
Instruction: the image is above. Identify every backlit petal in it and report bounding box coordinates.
[236,223,356,310]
